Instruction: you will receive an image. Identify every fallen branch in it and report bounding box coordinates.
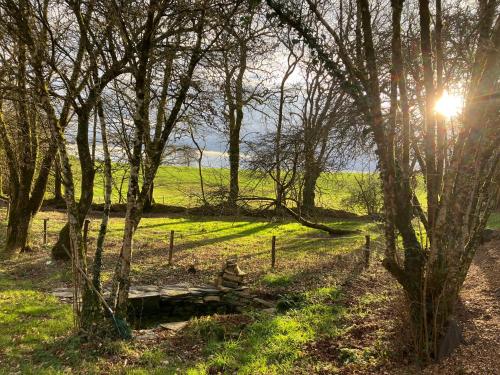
[238,196,360,236]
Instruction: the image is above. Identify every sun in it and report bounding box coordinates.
[435,91,463,118]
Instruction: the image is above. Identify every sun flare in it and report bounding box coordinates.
[435,91,463,118]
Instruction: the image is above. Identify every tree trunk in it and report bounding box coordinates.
[403,262,460,360]
[4,204,33,254]
[54,160,63,202]
[228,129,240,208]
[302,165,319,213]
[80,95,113,336]
[52,111,95,260]
[143,181,154,212]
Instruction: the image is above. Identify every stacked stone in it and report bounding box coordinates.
[217,258,246,289]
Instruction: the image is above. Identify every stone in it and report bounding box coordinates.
[196,286,221,295]
[262,307,277,314]
[160,287,190,298]
[135,329,157,341]
[204,295,221,302]
[128,291,160,298]
[222,272,244,283]
[189,287,211,296]
[160,321,189,332]
[225,264,246,276]
[132,285,159,293]
[222,280,241,289]
[52,290,74,298]
[253,298,275,308]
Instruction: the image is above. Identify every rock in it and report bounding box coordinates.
[262,307,277,314]
[196,286,221,295]
[222,280,241,289]
[188,288,205,296]
[52,290,74,298]
[253,298,275,308]
[132,285,159,293]
[128,291,160,299]
[225,264,247,276]
[222,272,244,283]
[134,330,157,341]
[128,292,161,315]
[160,287,190,298]
[204,295,221,302]
[438,317,463,361]
[160,321,189,332]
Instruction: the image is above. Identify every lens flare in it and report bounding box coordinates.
[435,91,462,118]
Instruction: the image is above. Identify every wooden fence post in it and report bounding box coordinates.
[364,235,371,268]
[168,230,174,265]
[43,218,48,245]
[271,235,276,269]
[83,219,91,255]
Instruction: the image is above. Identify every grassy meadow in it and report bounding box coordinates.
[48,163,499,226]
[0,165,498,374]
[53,163,372,211]
[0,208,388,374]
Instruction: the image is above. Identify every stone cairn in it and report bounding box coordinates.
[52,258,276,324]
[216,258,247,289]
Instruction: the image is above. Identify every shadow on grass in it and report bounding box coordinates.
[181,254,368,374]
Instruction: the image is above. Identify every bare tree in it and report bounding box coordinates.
[110,0,242,318]
[0,22,56,254]
[265,0,500,359]
[210,4,275,208]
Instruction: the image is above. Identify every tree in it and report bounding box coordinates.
[0,95,55,255]
[265,0,500,360]
[298,61,359,212]
[271,29,303,212]
[210,4,274,208]
[110,0,242,318]
[48,0,135,260]
[0,10,56,255]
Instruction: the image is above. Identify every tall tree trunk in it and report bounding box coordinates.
[0,40,54,255]
[302,146,320,213]
[143,181,154,212]
[302,169,319,213]
[52,111,95,260]
[224,38,246,209]
[5,204,33,253]
[228,129,240,208]
[54,159,63,202]
[80,94,113,335]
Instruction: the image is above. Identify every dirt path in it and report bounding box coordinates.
[423,238,500,374]
[298,238,500,374]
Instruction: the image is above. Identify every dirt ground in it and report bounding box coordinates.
[421,238,500,375]
[299,236,500,374]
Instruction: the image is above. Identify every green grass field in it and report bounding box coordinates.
[1,164,498,373]
[45,163,499,228]
[0,209,385,374]
[48,163,372,211]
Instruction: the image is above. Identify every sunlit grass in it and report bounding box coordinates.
[182,286,346,375]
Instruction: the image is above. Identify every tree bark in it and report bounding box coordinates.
[302,165,320,213]
[54,159,63,202]
[143,181,154,212]
[51,104,96,260]
[5,205,33,253]
[228,129,240,208]
[224,34,247,209]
